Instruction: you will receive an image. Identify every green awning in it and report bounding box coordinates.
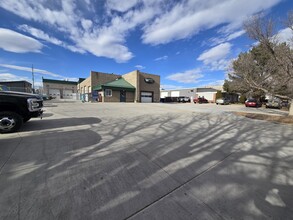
[92,84,102,91]
[93,78,135,91]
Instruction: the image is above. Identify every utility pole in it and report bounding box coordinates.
[32,64,35,93]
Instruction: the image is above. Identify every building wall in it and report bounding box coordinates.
[104,90,120,102]
[44,82,77,99]
[126,91,135,102]
[80,71,120,102]
[102,90,135,102]
[160,89,196,99]
[122,70,138,101]
[91,71,121,87]
[196,92,217,102]
[138,72,160,102]
[78,70,160,103]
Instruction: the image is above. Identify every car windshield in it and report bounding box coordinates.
[0,85,9,91]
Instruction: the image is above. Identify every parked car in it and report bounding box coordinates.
[266,98,282,109]
[193,97,208,104]
[0,89,43,133]
[0,85,9,91]
[178,96,190,103]
[282,100,290,108]
[216,98,230,105]
[245,98,262,107]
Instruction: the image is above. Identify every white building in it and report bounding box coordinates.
[160,87,218,102]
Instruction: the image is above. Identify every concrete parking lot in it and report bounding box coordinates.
[0,101,292,219]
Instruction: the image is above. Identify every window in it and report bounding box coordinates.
[88,86,91,93]
[105,89,112,97]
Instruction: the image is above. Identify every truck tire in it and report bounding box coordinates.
[0,111,23,133]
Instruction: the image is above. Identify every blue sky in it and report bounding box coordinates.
[0,0,292,90]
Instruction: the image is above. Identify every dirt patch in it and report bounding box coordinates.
[234,112,293,124]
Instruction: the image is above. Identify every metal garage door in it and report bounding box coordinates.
[161,91,168,98]
[171,91,179,97]
[49,89,60,99]
[141,92,153,103]
[63,89,73,99]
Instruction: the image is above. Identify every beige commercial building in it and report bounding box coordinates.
[79,70,160,103]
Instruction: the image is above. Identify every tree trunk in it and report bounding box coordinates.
[289,101,293,116]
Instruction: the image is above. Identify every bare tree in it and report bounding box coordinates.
[227,12,293,115]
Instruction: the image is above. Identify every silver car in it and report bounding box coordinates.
[216,98,230,105]
[266,98,282,109]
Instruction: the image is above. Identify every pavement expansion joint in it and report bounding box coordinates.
[123,149,235,220]
[0,133,22,175]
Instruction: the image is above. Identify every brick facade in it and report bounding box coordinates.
[138,72,160,103]
[78,70,160,103]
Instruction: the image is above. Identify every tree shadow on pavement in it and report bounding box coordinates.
[0,112,292,220]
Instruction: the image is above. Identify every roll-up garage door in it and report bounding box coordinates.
[141,92,153,103]
[63,89,73,99]
[171,91,179,97]
[49,89,60,98]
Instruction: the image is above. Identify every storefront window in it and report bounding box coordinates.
[105,89,112,97]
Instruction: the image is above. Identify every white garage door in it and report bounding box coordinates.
[196,92,215,101]
[63,89,73,99]
[161,91,168,98]
[141,92,153,103]
[171,91,180,97]
[49,89,60,98]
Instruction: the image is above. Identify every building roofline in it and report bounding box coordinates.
[0,80,32,85]
[42,78,78,85]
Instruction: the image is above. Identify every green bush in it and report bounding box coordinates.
[239,95,246,103]
[216,91,222,99]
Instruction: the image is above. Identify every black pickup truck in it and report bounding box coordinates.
[0,85,43,133]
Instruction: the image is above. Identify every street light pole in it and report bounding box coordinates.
[32,64,35,93]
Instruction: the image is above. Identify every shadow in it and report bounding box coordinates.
[20,117,101,132]
[0,111,292,219]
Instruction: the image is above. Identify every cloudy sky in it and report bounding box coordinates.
[0,0,292,89]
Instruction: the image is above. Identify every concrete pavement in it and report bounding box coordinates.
[0,102,292,219]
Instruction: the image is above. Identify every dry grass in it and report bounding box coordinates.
[234,112,293,124]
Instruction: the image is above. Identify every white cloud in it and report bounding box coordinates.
[0,0,134,62]
[142,0,281,45]
[0,64,63,78]
[0,73,45,88]
[18,25,62,45]
[0,73,30,81]
[197,43,232,70]
[166,68,203,83]
[135,65,146,70]
[198,43,231,63]
[206,80,225,86]
[227,30,246,41]
[0,28,43,53]
[209,30,245,46]
[0,0,282,62]
[154,55,168,61]
[106,0,139,12]
[81,19,93,31]
[276,28,293,47]
[18,25,85,53]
